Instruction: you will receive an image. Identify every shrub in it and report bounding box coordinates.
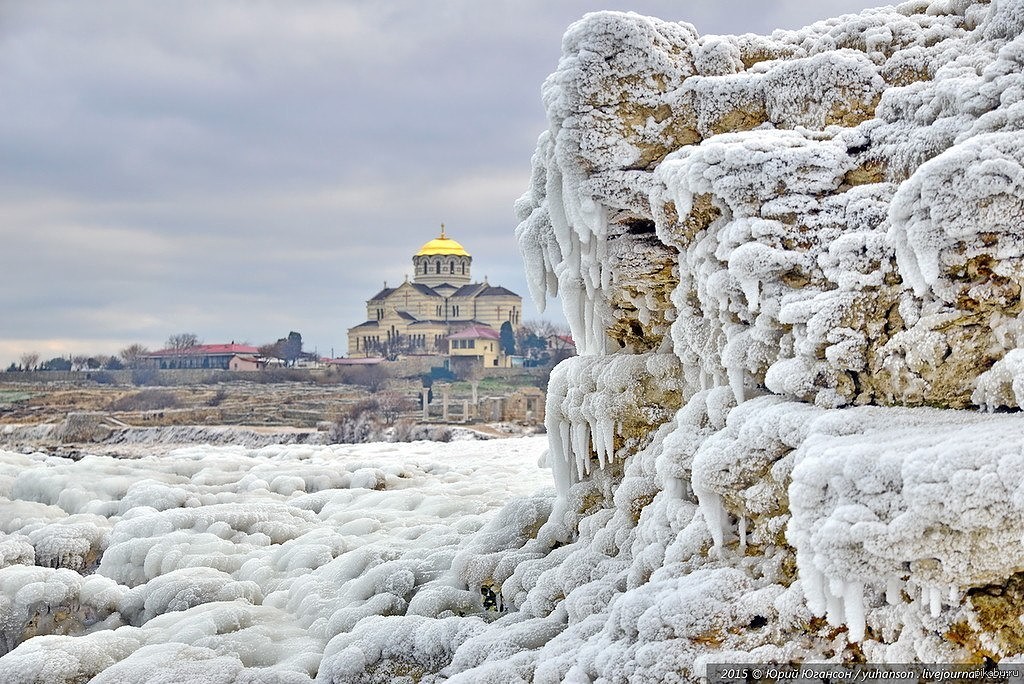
[329,399,382,444]
[329,395,446,445]
[89,371,117,385]
[108,389,180,412]
[336,365,389,392]
[207,387,229,406]
[131,368,161,387]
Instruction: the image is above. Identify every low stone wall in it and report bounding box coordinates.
[3,358,450,386]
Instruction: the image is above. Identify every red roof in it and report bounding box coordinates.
[147,343,261,357]
[447,325,500,340]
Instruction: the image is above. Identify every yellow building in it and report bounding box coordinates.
[347,227,523,358]
[447,324,509,375]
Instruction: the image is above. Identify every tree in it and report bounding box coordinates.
[19,352,39,372]
[281,331,302,366]
[258,341,282,359]
[516,319,572,366]
[119,343,150,369]
[41,357,72,371]
[165,333,200,369]
[262,332,303,366]
[258,341,282,360]
[104,356,124,370]
[376,391,413,425]
[71,354,89,371]
[499,321,516,356]
[166,333,200,351]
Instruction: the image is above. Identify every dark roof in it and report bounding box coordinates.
[447,283,520,298]
[478,285,519,297]
[410,283,440,297]
[396,311,417,321]
[370,282,440,301]
[348,320,380,330]
[451,283,488,297]
[408,319,447,327]
[368,287,396,301]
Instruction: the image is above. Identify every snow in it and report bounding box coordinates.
[509,0,1024,674]
[0,438,550,680]
[7,0,1024,679]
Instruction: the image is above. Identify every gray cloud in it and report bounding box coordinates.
[0,0,880,365]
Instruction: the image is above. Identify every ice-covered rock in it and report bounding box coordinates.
[500,0,1024,677]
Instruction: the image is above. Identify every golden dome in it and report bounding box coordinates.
[415,225,470,257]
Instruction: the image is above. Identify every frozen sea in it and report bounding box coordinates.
[0,435,552,681]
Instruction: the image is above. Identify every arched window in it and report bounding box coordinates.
[449,261,455,274]
[461,262,466,275]
[435,261,441,274]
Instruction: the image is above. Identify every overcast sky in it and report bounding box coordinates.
[0,0,883,365]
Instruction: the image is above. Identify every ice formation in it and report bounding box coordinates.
[510,0,1024,675]
[5,0,1024,680]
[0,439,550,680]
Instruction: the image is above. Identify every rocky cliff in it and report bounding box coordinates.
[480,0,1024,678]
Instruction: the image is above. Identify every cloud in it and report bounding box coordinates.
[0,0,882,366]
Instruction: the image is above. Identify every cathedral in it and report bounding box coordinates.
[347,227,523,360]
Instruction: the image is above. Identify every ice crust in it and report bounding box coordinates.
[5,0,1024,680]
[510,0,1024,677]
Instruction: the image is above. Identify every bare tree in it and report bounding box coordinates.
[165,333,200,369]
[119,343,151,369]
[260,332,303,366]
[166,333,200,351]
[19,352,39,371]
[71,354,89,371]
[376,391,413,425]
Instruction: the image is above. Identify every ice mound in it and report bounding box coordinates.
[0,439,549,679]
[504,0,1024,677]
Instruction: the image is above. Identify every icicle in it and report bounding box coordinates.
[571,422,591,477]
[740,278,760,314]
[559,422,573,469]
[826,577,846,627]
[694,486,729,549]
[728,366,746,404]
[929,586,942,617]
[843,581,866,642]
[800,558,828,617]
[948,585,959,605]
[594,419,615,469]
[738,515,747,552]
[886,578,902,605]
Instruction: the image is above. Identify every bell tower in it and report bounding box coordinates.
[412,224,472,287]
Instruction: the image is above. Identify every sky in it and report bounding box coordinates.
[0,0,883,365]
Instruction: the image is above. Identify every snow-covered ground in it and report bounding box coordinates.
[0,437,551,681]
